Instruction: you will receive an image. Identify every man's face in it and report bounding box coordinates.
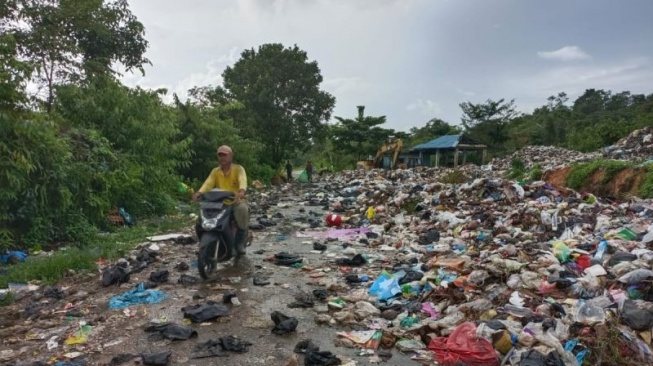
[217,151,232,165]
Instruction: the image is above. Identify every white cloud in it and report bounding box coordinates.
[121,47,242,103]
[537,45,591,61]
[456,88,476,97]
[406,99,442,116]
[506,57,653,112]
[323,76,371,97]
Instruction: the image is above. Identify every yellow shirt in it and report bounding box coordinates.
[199,164,247,203]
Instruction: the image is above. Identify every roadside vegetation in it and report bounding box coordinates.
[2,0,653,290]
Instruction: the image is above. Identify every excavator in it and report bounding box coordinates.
[356,138,405,170]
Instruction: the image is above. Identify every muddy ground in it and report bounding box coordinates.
[0,186,421,366]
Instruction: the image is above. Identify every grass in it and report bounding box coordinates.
[639,164,653,199]
[0,214,194,291]
[529,164,543,181]
[507,158,526,179]
[582,319,650,366]
[566,159,633,189]
[440,169,469,184]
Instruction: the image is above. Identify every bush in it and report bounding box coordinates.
[639,168,653,198]
[529,164,543,181]
[507,158,526,179]
[440,169,468,184]
[2,78,192,250]
[566,159,632,189]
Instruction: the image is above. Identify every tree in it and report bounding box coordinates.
[407,118,461,146]
[460,98,520,148]
[0,1,32,111]
[0,34,32,111]
[174,94,264,183]
[12,0,149,112]
[331,105,397,161]
[222,43,335,167]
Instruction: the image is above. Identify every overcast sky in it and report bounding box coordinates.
[120,0,653,132]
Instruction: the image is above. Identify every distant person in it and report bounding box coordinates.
[306,160,313,182]
[285,160,293,181]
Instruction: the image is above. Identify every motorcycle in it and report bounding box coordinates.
[195,189,237,279]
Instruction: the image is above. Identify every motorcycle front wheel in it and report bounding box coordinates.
[198,233,219,280]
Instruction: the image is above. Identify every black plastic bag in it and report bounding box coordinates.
[144,322,198,341]
[271,311,298,335]
[108,354,138,366]
[141,351,172,365]
[305,349,342,366]
[275,252,303,266]
[182,302,229,323]
[102,265,130,287]
[313,242,327,251]
[519,349,564,366]
[149,270,169,283]
[178,274,201,286]
[294,339,319,354]
[335,254,367,267]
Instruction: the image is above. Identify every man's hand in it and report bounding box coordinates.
[192,191,202,202]
[237,189,246,200]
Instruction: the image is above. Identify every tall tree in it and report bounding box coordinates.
[0,1,32,111]
[331,105,395,160]
[222,43,336,167]
[460,98,520,148]
[12,0,149,112]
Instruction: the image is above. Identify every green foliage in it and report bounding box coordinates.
[222,43,336,167]
[56,77,189,218]
[507,158,526,179]
[460,98,520,150]
[0,215,191,288]
[566,160,632,189]
[530,164,543,181]
[174,95,264,183]
[11,0,149,111]
[440,170,469,184]
[639,168,653,199]
[331,105,394,161]
[406,118,462,146]
[0,33,32,110]
[0,291,14,307]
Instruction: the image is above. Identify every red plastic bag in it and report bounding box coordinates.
[326,213,342,227]
[428,322,499,366]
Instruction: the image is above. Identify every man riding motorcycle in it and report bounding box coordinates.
[192,145,249,257]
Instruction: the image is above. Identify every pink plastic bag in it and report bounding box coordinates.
[428,322,499,366]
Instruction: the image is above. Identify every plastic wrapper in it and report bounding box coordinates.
[428,322,499,366]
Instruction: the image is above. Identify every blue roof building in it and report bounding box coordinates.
[410,134,487,167]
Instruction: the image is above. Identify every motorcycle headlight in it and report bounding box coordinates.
[201,210,226,230]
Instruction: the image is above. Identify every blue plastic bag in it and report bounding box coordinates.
[0,251,27,264]
[108,283,167,309]
[369,270,402,301]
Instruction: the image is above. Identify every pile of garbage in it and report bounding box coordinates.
[602,127,653,162]
[291,168,653,365]
[492,146,599,171]
[5,157,653,365]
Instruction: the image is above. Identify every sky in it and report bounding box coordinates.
[120,0,653,132]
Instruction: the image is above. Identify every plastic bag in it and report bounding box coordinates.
[298,170,309,183]
[428,322,499,366]
[552,241,570,263]
[368,271,401,301]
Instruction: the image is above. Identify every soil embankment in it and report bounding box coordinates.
[544,166,647,198]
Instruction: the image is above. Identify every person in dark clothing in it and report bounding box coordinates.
[285,160,293,181]
[306,160,313,182]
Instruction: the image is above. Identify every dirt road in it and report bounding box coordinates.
[1,187,420,365]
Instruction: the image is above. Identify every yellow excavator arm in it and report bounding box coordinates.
[357,138,403,170]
